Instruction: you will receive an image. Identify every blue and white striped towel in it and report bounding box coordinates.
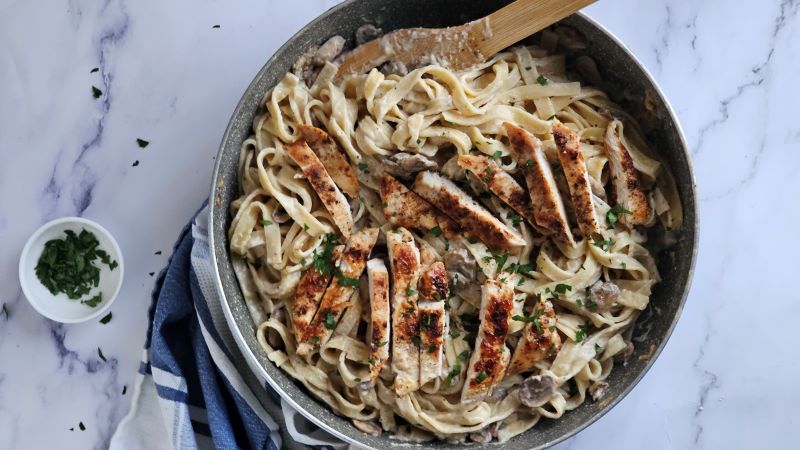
[109,206,348,450]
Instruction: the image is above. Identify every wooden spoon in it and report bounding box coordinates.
[336,0,598,78]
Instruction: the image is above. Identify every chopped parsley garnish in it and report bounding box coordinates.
[512,313,542,332]
[354,377,361,382]
[606,204,633,228]
[509,100,515,106]
[507,262,535,275]
[99,312,113,324]
[357,163,369,172]
[592,238,614,252]
[324,310,336,330]
[482,176,491,184]
[492,252,509,272]
[449,329,460,339]
[525,66,532,70]
[586,298,598,312]
[478,190,491,199]
[406,288,417,296]
[457,351,470,362]
[375,340,388,347]
[428,343,436,353]
[35,229,116,305]
[416,138,421,144]
[411,335,422,347]
[368,357,375,365]
[78,422,86,431]
[90,67,99,74]
[575,324,588,342]
[136,138,149,148]
[311,336,320,345]
[621,262,627,269]
[91,86,102,99]
[303,223,310,232]
[132,160,139,167]
[155,250,162,255]
[82,293,102,308]
[475,371,488,383]
[97,347,107,362]
[1,303,8,320]
[548,114,557,121]
[444,239,450,251]
[507,212,522,226]
[525,160,533,168]
[492,150,502,158]
[536,74,548,85]
[595,343,603,354]
[313,233,340,276]
[554,283,572,294]
[149,272,155,276]
[122,385,127,395]
[212,24,220,29]
[429,226,442,237]
[259,219,272,226]
[337,274,360,287]
[445,364,462,386]
[420,314,432,329]
[576,299,583,308]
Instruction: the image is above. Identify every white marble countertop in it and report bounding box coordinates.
[0,0,796,448]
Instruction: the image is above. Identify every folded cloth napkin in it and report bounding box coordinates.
[109,206,348,450]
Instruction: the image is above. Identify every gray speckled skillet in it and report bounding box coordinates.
[208,1,698,448]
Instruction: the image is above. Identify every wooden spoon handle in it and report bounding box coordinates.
[478,0,598,57]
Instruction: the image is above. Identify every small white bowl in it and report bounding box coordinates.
[19,217,124,323]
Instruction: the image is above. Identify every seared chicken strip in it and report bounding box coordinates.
[417,261,449,386]
[285,140,354,238]
[298,124,361,198]
[604,119,651,226]
[457,154,537,228]
[413,171,525,250]
[507,299,562,375]
[291,243,344,337]
[462,279,513,403]
[552,121,600,237]
[297,227,379,356]
[379,174,461,239]
[387,227,422,396]
[505,123,576,246]
[366,258,391,385]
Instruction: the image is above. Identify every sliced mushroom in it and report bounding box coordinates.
[589,280,620,313]
[589,380,609,401]
[384,153,438,179]
[469,428,493,444]
[518,374,556,408]
[312,35,346,66]
[380,60,409,77]
[443,248,476,280]
[355,24,382,45]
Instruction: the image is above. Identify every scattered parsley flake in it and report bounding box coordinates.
[324,310,336,330]
[357,163,369,172]
[492,252,509,272]
[429,226,442,237]
[592,238,613,252]
[475,371,488,383]
[607,204,633,228]
[554,283,572,294]
[155,251,162,255]
[411,335,422,348]
[492,150,502,158]
[132,160,139,167]
[337,274,360,287]
[445,364,462,386]
[81,293,102,308]
[148,272,155,276]
[354,377,361,382]
[444,239,450,251]
[90,67,99,74]
[548,114,557,121]
[97,347,107,362]
[212,24,220,29]
[576,299,583,308]
[313,233,340,276]
[312,336,320,345]
[78,422,86,431]
[0,303,7,320]
[406,288,417,296]
[303,223,310,232]
[136,138,149,148]
[457,351,470,362]
[122,385,127,395]
[507,212,522,226]
[575,324,588,342]
[595,343,603,354]
[428,343,436,353]
[525,160,533,168]
[99,312,112,324]
[91,86,102,98]
[536,74,548,85]
[260,219,272,226]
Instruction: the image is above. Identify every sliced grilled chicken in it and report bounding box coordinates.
[297,228,379,356]
[285,140,354,238]
[417,261,449,386]
[379,174,461,239]
[298,124,361,198]
[507,299,562,375]
[457,154,537,228]
[366,258,390,385]
[604,119,651,226]
[462,279,513,403]
[504,123,576,246]
[552,122,600,237]
[387,227,422,396]
[413,171,525,250]
[291,244,344,337]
